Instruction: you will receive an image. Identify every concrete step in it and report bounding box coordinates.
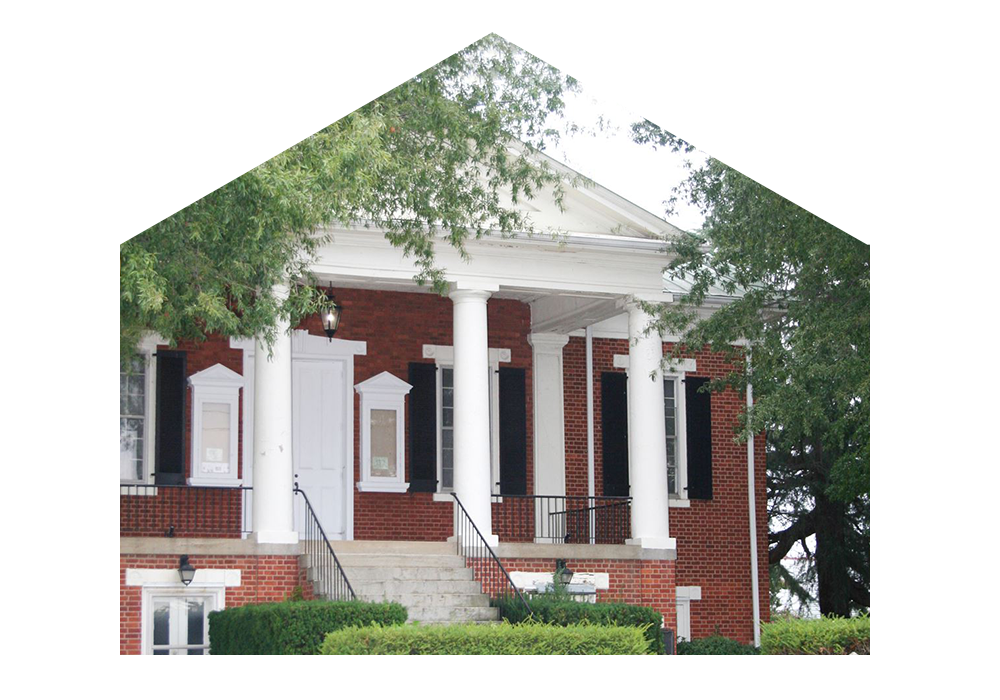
[329,540,457,555]
[353,579,483,596]
[341,566,475,582]
[405,606,500,623]
[336,553,466,568]
[357,592,491,608]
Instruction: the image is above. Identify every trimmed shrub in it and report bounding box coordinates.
[320,621,651,655]
[496,595,664,654]
[677,635,759,655]
[761,614,870,655]
[208,600,407,655]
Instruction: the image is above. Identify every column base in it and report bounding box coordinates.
[254,530,300,545]
[627,536,677,551]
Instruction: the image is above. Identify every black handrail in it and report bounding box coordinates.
[294,486,355,602]
[451,493,531,615]
[490,494,632,544]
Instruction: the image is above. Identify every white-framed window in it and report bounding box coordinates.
[613,354,695,499]
[355,371,412,493]
[149,592,216,655]
[128,567,238,655]
[663,375,688,498]
[187,364,244,487]
[120,337,161,486]
[423,345,507,494]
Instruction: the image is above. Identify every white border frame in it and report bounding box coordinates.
[355,372,412,493]
[187,364,244,487]
[120,334,162,491]
[139,583,226,656]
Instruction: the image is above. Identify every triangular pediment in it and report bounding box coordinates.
[354,371,412,395]
[187,363,244,388]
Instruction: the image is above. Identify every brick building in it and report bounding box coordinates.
[120,154,768,654]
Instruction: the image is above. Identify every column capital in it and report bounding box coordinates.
[448,288,493,304]
[527,332,570,353]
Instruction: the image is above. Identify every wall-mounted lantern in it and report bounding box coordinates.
[179,555,196,586]
[555,559,574,585]
[320,295,343,341]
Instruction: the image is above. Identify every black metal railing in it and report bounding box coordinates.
[294,486,355,602]
[452,493,531,614]
[491,494,632,545]
[120,483,252,538]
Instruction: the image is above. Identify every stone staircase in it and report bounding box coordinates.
[303,540,499,624]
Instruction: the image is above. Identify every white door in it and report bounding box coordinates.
[292,358,348,539]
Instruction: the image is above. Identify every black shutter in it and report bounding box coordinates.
[498,367,527,495]
[685,376,713,499]
[154,350,186,485]
[408,362,438,492]
[601,372,629,497]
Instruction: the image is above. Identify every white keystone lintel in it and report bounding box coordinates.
[126,568,241,587]
[676,586,702,601]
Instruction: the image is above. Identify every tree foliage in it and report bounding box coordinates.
[634,124,870,616]
[120,34,578,360]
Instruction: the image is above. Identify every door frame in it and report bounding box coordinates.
[232,331,367,541]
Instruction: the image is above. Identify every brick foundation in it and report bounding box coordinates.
[119,552,310,655]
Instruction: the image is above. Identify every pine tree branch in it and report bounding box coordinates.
[768,510,817,565]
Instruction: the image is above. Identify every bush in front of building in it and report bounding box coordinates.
[677,635,759,655]
[208,600,408,654]
[319,621,651,654]
[496,595,664,654]
[761,614,870,655]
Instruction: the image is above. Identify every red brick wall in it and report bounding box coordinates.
[562,336,769,644]
[498,557,677,633]
[295,287,533,541]
[119,553,310,655]
[119,336,246,536]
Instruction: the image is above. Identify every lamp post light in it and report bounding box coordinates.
[178,555,196,586]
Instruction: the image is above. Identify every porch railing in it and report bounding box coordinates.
[120,483,252,538]
[294,486,355,602]
[452,493,531,614]
[491,494,632,545]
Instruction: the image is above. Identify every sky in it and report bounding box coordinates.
[545,88,708,233]
[152,32,703,231]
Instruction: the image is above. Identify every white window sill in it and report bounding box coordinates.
[356,481,410,493]
[186,477,243,488]
[121,484,157,496]
[432,492,455,502]
[668,497,691,508]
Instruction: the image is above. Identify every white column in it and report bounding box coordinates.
[252,285,298,544]
[450,288,497,545]
[528,333,569,541]
[625,301,673,550]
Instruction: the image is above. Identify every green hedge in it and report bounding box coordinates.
[496,596,664,654]
[208,600,407,655]
[761,614,870,655]
[320,621,651,655]
[677,635,759,655]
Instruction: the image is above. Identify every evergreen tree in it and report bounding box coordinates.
[633,121,870,615]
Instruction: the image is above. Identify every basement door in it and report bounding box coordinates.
[292,358,349,540]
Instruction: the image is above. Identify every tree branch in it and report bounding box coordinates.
[769,510,817,565]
